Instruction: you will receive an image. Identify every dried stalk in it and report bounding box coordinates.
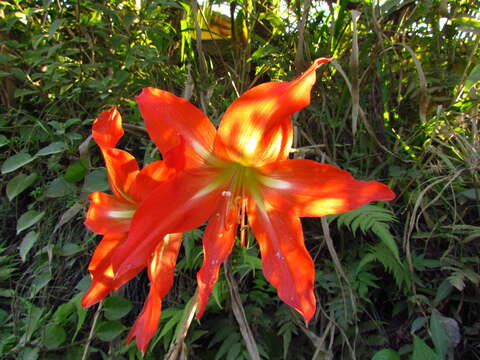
[224,259,261,360]
[164,290,199,360]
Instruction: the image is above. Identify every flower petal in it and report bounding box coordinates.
[101,148,140,201]
[258,159,396,217]
[126,233,182,355]
[92,108,139,200]
[214,58,331,166]
[82,233,143,307]
[85,192,136,234]
[248,201,316,323]
[196,198,238,318]
[92,108,124,148]
[129,160,175,203]
[136,87,217,169]
[112,168,224,278]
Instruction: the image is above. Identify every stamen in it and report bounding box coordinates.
[240,198,247,247]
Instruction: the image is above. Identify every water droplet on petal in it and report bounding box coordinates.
[221,191,231,197]
[218,233,224,238]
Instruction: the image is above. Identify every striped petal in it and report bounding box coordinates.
[247,201,316,323]
[136,87,216,169]
[214,58,331,166]
[84,192,136,235]
[126,233,182,355]
[82,233,142,307]
[112,168,224,278]
[258,159,395,217]
[196,197,239,318]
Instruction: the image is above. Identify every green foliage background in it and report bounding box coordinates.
[0,0,479,359]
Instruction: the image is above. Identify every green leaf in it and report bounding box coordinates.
[64,159,89,183]
[1,153,35,174]
[72,294,87,341]
[371,349,400,360]
[53,301,75,325]
[48,19,64,38]
[0,134,8,147]
[434,279,453,306]
[103,296,133,320]
[6,173,38,201]
[430,310,448,360]
[19,231,39,262]
[19,347,39,360]
[411,316,426,334]
[43,323,67,349]
[83,168,109,193]
[96,320,126,341]
[464,65,480,92]
[35,141,65,156]
[17,210,45,234]
[412,336,439,360]
[31,270,52,297]
[0,53,16,64]
[46,177,76,198]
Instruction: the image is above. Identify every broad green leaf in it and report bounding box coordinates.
[103,296,133,320]
[464,65,480,92]
[45,177,76,198]
[31,270,52,297]
[72,294,87,341]
[19,231,39,262]
[96,320,126,341]
[0,134,8,147]
[48,19,64,38]
[430,310,448,360]
[6,173,38,201]
[0,53,16,64]
[412,336,439,360]
[35,141,65,156]
[83,168,109,193]
[64,159,89,183]
[411,316,426,334]
[16,210,45,234]
[14,88,38,98]
[19,347,39,360]
[60,243,81,256]
[371,349,400,360]
[434,279,453,306]
[0,308,8,325]
[43,324,67,349]
[53,301,75,325]
[24,304,43,344]
[1,153,34,174]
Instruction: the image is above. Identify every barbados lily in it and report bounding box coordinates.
[110,58,395,324]
[83,108,182,354]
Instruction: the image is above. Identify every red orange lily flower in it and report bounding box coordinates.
[108,58,395,327]
[83,108,181,354]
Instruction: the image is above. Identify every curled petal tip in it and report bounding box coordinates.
[313,57,333,66]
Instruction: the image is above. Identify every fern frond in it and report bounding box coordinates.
[329,205,400,263]
[358,243,409,289]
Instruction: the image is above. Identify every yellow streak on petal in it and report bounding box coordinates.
[304,198,346,215]
[258,175,291,189]
[104,264,115,279]
[108,210,136,218]
[245,135,258,156]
